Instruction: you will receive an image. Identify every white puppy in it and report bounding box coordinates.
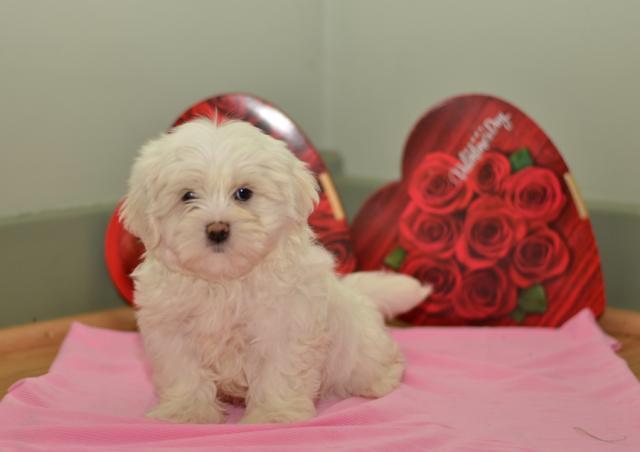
[121,119,430,424]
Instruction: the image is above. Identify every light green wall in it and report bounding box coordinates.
[324,0,640,206]
[0,0,326,217]
[2,1,639,217]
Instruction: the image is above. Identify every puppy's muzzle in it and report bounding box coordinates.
[206,222,230,244]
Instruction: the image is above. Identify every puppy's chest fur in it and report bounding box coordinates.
[135,258,325,401]
[185,303,250,400]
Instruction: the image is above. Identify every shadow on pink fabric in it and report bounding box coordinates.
[1,309,638,451]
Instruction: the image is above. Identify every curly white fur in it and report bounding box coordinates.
[120,119,430,424]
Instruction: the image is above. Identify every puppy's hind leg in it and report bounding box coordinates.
[346,322,406,399]
[331,285,406,399]
[333,272,428,398]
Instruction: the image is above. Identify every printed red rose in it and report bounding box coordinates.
[309,196,336,235]
[399,204,462,259]
[454,266,517,320]
[315,228,357,274]
[407,152,474,215]
[504,167,566,223]
[510,224,570,287]
[455,197,526,269]
[309,197,356,274]
[468,151,511,195]
[400,254,462,315]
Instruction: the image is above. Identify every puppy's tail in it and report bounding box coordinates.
[341,271,431,320]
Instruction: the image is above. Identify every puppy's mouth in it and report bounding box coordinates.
[209,243,226,254]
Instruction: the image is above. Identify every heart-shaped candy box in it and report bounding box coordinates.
[352,95,605,326]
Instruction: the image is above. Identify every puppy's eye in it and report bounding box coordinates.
[181,191,197,203]
[233,187,253,202]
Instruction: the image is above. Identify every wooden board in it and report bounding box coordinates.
[1,307,638,399]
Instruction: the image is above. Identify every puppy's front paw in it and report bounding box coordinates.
[240,402,316,424]
[146,398,225,424]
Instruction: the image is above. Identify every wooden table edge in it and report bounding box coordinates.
[0,306,638,399]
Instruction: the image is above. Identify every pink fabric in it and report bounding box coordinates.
[1,309,639,451]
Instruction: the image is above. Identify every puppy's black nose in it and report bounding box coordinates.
[206,222,230,244]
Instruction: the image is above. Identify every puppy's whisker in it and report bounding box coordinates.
[211,243,225,254]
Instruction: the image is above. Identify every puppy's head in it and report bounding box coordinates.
[120,119,318,281]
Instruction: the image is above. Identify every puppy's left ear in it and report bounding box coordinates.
[119,137,165,250]
[289,158,320,224]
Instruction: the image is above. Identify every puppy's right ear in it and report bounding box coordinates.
[119,138,165,250]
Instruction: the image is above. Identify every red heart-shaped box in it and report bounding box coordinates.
[105,93,355,305]
[352,95,605,326]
